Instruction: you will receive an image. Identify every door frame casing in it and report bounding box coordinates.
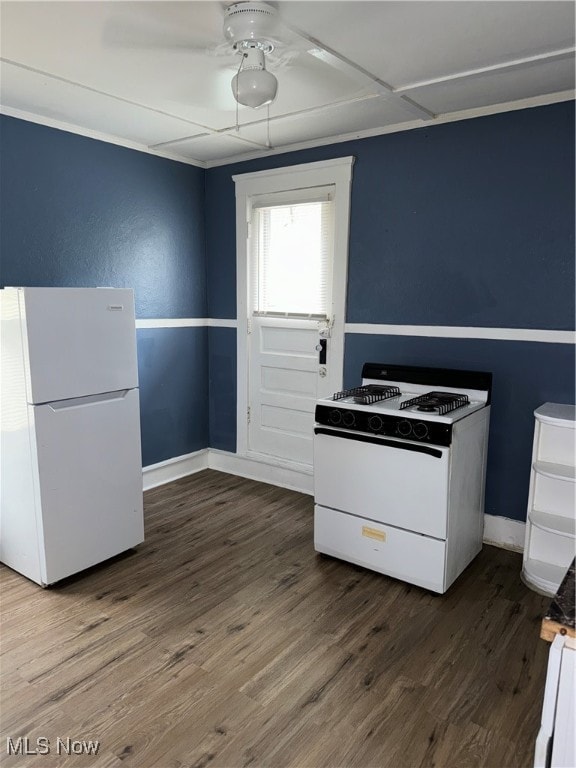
[233,157,355,464]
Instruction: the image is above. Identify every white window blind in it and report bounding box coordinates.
[250,187,334,318]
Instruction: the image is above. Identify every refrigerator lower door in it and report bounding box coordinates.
[32,388,144,584]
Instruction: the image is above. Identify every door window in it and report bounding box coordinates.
[251,191,334,318]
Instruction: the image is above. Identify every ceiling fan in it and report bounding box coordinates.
[103,1,302,111]
[103,0,405,123]
[224,2,281,108]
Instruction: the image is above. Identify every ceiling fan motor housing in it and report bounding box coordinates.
[224,2,278,47]
[239,46,267,71]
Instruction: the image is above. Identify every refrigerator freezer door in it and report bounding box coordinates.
[20,287,138,404]
[33,388,144,584]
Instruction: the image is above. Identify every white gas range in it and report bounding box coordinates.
[313,363,492,593]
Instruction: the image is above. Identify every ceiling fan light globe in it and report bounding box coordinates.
[232,69,278,108]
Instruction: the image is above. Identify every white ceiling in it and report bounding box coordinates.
[1,1,574,167]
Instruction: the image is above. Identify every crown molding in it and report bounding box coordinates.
[0,105,207,168]
[2,90,574,170]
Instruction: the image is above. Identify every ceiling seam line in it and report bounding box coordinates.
[280,23,434,120]
[0,57,219,134]
[149,94,390,149]
[217,95,392,135]
[149,132,270,151]
[395,47,576,92]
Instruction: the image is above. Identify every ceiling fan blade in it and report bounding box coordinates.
[206,41,238,59]
[102,8,224,53]
[103,19,184,50]
[266,48,302,70]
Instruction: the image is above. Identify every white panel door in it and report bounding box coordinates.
[235,158,353,473]
[21,287,138,403]
[248,317,335,465]
[33,388,144,584]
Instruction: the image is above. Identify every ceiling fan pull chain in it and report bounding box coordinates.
[267,104,271,148]
[235,53,246,133]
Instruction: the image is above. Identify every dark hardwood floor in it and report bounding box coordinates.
[1,470,550,768]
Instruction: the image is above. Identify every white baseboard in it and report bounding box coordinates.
[483,514,525,552]
[142,450,524,551]
[208,449,314,495]
[142,449,209,490]
[142,448,313,494]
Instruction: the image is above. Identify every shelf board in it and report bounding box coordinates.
[535,403,576,427]
[529,509,576,539]
[522,558,567,597]
[533,460,576,482]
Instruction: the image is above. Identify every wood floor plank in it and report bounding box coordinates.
[0,469,550,768]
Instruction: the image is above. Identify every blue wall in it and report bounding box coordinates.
[208,327,237,452]
[346,105,574,329]
[138,328,208,466]
[1,103,574,520]
[206,102,575,325]
[0,115,208,464]
[205,102,575,521]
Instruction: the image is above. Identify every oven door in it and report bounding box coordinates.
[313,426,450,539]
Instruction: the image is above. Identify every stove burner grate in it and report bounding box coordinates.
[332,384,401,405]
[400,391,470,415]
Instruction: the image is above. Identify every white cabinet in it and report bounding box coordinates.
[534,634,575,768]
[522,404,576,596]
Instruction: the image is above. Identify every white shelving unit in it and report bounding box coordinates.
[522,403,576,596]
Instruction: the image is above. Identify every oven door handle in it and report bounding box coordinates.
[313,427,444,458]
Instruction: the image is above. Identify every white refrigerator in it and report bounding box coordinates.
[0,287,144,586]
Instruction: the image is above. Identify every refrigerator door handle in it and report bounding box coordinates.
[46,389,131,411]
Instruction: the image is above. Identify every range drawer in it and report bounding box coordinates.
[314,504,448,593]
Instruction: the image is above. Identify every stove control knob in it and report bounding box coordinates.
[329,409,342,425]
[368,415,383,432]
[413,422,429,440]
[397,420,412,437]
[342,411,356,427]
